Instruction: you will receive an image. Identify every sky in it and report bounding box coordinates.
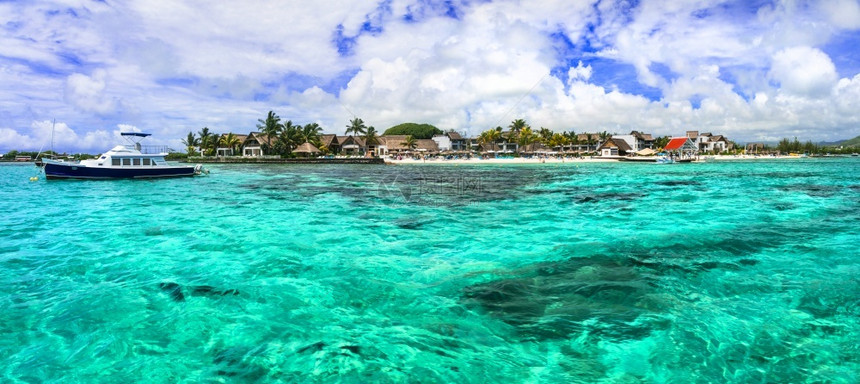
[2,0,860,153]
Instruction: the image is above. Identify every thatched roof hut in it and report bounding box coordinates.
[294,142,321,157]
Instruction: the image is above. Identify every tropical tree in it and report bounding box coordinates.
[538,127,553,142]
[302,123,324,147]
[478,128,502,152]
[182,131,199,155]
[403,135,418,151]
[256,111,283,155]
[346,117,367,137]
[364,126,380,156]
[509,119,528,137]
[547,133,569,151]
[586,134,597,152]
[198,127,215,156]
[517,126,539,153]
[277,121,302,156]
[219,133,241,156]
[598,131,611,147]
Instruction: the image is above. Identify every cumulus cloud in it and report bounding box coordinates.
[769,46,838,98]
[1,0,860,152]
[65,70,117,114]
[819,0,860,29]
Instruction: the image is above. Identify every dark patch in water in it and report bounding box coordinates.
[574,192,645,204]
[655,180,701,186]
[340,345,361,355]
[191,285,240,297]
[694,261,741,272]
[394,217,426,230]
[159,282,239,302]
[212,347,266,380]
[462,255,669,340]
[143,227,163,236]
[297,341,326,354]
[777,184,841,197]
[159,282,185,302]
[773,203,795,211]
[738,259,759,266]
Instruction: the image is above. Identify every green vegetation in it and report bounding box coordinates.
[383,123,442,139]
[839,134,860,147]
[165,152,188,161]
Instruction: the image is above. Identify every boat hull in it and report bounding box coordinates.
[44,162,195,179]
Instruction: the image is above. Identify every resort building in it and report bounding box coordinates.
[318,134,339,154]
[215,133,247,156]
[338,136,366,155]
[446,131,470,151]
[597,138,633,157]
[241,132,271,157]
[686,131,732,153]
[415,139,440,153]
[293,142,321,157]
[569,133,602,153]
[745,143,765,154]
[612,131,656,152]
[664,137,699,158]
[432,133,452,151]
[377,135,409,156]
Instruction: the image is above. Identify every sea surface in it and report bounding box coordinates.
[1,158,858,383]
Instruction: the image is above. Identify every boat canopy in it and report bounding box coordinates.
[121,132,151,137]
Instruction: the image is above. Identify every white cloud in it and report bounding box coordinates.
[769,46,838,98]
[819,0,860,29]
[1,0,860,152]
[568,61,592,83]
[65,70,117,114]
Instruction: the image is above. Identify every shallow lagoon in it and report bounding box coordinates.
[1,158,858,383]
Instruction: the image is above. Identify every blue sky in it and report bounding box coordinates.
[1,0,859,152]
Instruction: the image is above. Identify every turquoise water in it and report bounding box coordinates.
[1,159,858,383]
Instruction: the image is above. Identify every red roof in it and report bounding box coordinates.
[664,137,690,151]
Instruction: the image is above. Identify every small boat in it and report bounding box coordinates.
[41,132,203,180]
[656,156,675,164]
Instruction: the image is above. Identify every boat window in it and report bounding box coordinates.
[122,158,131,166]
[143,158,151,166]
[112,158,120,166]
[133,158,141,166]
[100,156,106,160]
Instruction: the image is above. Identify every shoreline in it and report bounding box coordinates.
[384,155,810,165]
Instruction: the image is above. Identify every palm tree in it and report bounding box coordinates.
[181,131,199,155]
[478,128,502,153]
[256,111,282,155]
[364,126,380,156]
[538,127,553,142]
[509,119,528,137]
[518,126,539,153]
[302,123,323,147]
[403,135,418,151]
[582,133,595,152]
[546,133,569,151]
[345,117,367,137]
[277,121,302,156]
[598,131,611,148]
[219,133,241,156]
[198,127,214,156]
